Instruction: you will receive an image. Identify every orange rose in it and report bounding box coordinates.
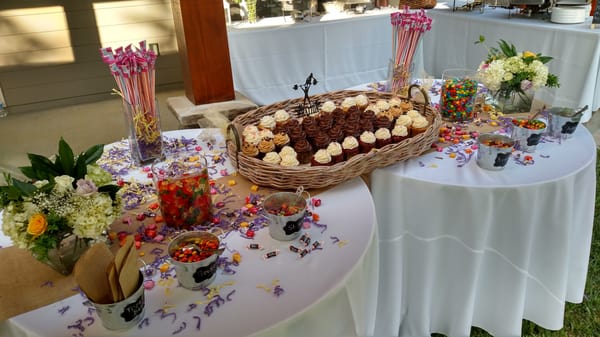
[27,214,48,237]
[523,51,536,58]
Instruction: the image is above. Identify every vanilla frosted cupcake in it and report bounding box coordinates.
[263,152,281,165]
[243,131,261,146]
[279,145,297,158]
[391,124,409,143]
[258,115,276,130]
[365,104,380,116]
[320,100,337,114]
[280,154,300,167]
[410,116,429,136]
[359,131,376,153]
[342,136,359,160]
[341,97,357,112]
[273,109,290,128]
[375,99,390,115]
[326,141,344,164]
[258,129,274,141]
[395,115,413,129]
[311,149,332,166]
[406,109,423,119]
[374,128,392,148]
[242,125,259,138]
[354,94,369,111]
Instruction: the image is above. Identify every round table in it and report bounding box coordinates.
[0,129,379,337]
[371,124,597,336]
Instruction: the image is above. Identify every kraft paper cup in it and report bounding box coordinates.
[476,133,514,171]
[548,107,582,139]
[263,191,307,241]
[90,271,145,331]
[168,231,220,290]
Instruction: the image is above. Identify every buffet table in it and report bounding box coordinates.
[0,129,379,337]
[371,121,597,336]
[227,8,424,106]
[422,7,600,122]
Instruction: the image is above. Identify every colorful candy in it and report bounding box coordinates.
[511,118,546,130]
[440,77,478,122]
[170,237,220,263]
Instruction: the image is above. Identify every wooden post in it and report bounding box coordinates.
[171,0,235,105]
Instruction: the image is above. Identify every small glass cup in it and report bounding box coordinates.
[476,133,514,171]
[440,68,479,122]
[152,152,212,229]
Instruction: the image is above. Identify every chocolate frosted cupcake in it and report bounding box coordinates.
[342,136,360,160]
[326,141,344,164]
[312,132,331,150]
[287,125,306,143]
[293,139,313,165]
[317,112,333,131]
[359,131,376,153]
[331,108,345,124]
[343,122,361,138]
[359,118,374,133]
[311,149,332,166]
[273,132,290,150]
[328,124,345,143]
[273,123,289,135]
[375,128,392,148]
[391,124,409,143]
[360,109,376,123]
[302,116,319,139]
[347,106,361,119]
[374,114,392,130]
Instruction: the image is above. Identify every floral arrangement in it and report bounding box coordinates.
[0,138,121,265]
[474,36,559,103]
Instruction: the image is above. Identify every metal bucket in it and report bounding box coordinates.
[90,271,145,330]
[476,133,515,171]
[167,231,221,290]
[263,190,308,241]
[548,107,582,139]
[511,120,546,153]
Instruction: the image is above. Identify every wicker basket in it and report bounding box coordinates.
[397,0,436,9]
[227,87,442,190]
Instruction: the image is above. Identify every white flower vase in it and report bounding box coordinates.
[493,89,535,114]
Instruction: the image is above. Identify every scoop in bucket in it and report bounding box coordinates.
[263,188,308,241]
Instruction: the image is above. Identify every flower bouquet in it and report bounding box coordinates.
[0,139,122,275]
[475,36,560,113]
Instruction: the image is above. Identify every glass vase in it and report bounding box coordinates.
[388,60,412,96]
[493,89,535,114]
[122,100,163,166]
[38,234,90,275]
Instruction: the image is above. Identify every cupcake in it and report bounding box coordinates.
[273,109,290,129]
[354,94,369,111]
[242,125,259,139]
[263,152,281,165]
[395,115,413,129]
[279,145,297,158]
[375,99,391,115]
[311,149,332,166]
[406,109,423,119]
[293,139,313,165]
[374,114,392,130]
[317,112,333,131]
[328,124,345,143]
[360,109,376,123]
[375,128,392,148]
[326,141,344,164]
[359,118,374,133]
[331,107,345,123]
[343,121,361,138]
[358,131,376,154]
[312,132,331,150]
[273,132,290,150]
[388,97,404,118]
[280,154,300,167]
[320,100,337,114]
[258,115,276,130]
[287,125,306,143]
[347,106,361,119]
[258,139,276,157]
[342,136,360,160]
[400,100,414,113]
[258,129,274,141]
[410,116,430,137]
[302,115,319,138]
[242,142,259,158]
[341,97,357,112]
[243,131,261,146]
[391,124,409,143]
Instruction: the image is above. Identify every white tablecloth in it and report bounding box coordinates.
[422,7,600,122]
[227,8,424,106]
[371,124,597,336]
[0,129,379,337]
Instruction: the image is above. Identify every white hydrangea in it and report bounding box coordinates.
[68,193,117,238]
[54,175,75,194]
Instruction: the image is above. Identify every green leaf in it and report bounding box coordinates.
[81,144,104,166]
[57,138,75,176]
[98,184,121,203]
[73,155,87,180]
[12,178,37,197]
[24,153,60,179]
[537,55,553,64]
